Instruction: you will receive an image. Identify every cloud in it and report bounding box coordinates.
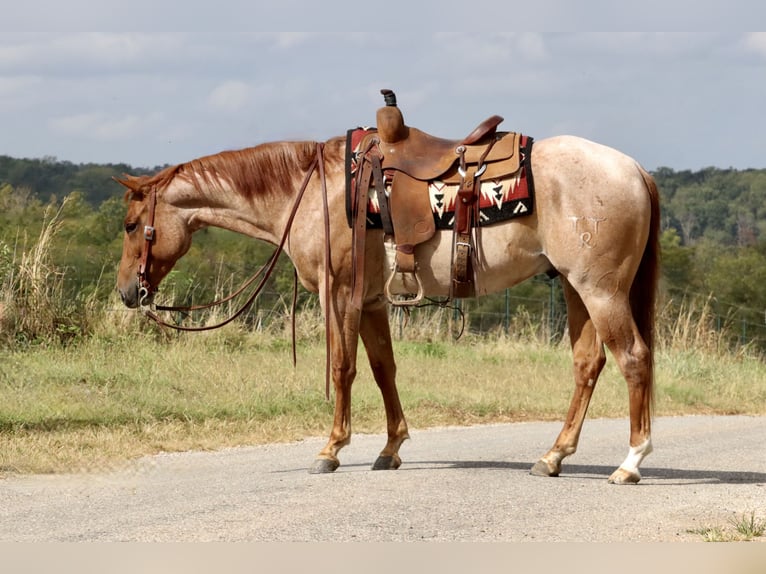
[744,33,766,57]
[271,33,313,49]
[0,75,42,98]
[517,33,548,61]
[207,81,253,113]
[1,32,763,170]
[49,112,149,141]
[433,33,544,66]
[0,33,191,75]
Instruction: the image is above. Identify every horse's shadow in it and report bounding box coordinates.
[394,460,766,485]
[281,460,766,484]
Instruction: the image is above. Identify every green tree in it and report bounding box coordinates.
[659,228,695,292]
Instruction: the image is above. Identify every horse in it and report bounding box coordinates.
[116,119,659,485]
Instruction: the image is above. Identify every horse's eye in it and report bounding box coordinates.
[125,222,138,234]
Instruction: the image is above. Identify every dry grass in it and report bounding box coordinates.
[0,196,86,345]
[1,314,764,475]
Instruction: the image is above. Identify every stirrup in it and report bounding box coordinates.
[384,266,424,307]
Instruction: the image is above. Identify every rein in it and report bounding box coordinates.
[138,143,332,396]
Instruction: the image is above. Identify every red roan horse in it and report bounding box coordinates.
[116,103,659,484]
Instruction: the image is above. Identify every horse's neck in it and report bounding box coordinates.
[190,188,278,242]
[165,148,309,244]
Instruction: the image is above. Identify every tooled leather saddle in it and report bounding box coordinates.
[349,89,533,307]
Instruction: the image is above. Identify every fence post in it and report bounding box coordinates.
[741,316,747,346]
[548,278,555,343]
[504,288,510,335]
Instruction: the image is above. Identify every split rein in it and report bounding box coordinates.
[137,143,332,396]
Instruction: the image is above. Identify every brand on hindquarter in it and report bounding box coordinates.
[568,215,607,248]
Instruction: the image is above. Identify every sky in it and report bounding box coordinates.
[1,31,765,172]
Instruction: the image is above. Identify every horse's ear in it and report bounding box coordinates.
[113,174,139,190]
[113,174,144,200]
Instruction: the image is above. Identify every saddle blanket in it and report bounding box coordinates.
[345,128,535,230]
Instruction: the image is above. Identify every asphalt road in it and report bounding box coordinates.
[1,415,765,542]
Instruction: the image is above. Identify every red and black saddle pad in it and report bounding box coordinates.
[345,128,535,230]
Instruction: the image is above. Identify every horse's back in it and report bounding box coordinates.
[533,135,648,192]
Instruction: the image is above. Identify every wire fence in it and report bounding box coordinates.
[35,271,766,354]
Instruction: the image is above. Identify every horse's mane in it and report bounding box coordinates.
[125,139,342,201]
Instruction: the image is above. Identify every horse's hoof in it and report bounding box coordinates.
[608,467,641,484]
[372,454,401,471]
[530,459,560,477]
[309,457,339,474]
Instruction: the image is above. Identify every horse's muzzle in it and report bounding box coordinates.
[117,282,151,309]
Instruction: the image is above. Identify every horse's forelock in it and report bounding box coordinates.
[123,189,138,203]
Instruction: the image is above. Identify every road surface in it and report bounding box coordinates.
[1,415,765,541]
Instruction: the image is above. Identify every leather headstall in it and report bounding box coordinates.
[135,143,334,399]
[137,186,158,305]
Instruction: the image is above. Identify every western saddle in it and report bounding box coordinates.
[351,89,522,308]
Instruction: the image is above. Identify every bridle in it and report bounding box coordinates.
[133,142,332,397]
[137,186,158,307]
[132,142,332,397]
[135,143,328,330]
[135,182,274,323]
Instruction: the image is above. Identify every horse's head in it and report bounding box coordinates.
[115,173,192,308]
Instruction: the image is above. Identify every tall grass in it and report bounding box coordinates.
[0,196,168,347]
[657,296,734,355]
[1,197,74,345]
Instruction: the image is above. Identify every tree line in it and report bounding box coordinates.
[1,155,765,349]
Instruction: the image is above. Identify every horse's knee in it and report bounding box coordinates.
[331,363,356,387]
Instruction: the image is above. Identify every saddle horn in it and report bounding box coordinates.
[377,89,408,143]
[380,88,397,107]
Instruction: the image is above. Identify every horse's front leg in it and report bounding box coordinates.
[310,303,361,474]
[359,299,409,470]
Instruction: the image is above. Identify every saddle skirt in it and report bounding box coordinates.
[345,128,535,232]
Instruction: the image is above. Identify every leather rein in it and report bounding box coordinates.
[136,142,332,397]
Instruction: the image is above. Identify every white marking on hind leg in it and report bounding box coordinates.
[619,438,653,476]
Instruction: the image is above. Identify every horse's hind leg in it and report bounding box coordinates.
[583,294,654,484]
[359,301,410,470]
[531,278,606,478]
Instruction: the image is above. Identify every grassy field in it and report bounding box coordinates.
[1,314,764,475]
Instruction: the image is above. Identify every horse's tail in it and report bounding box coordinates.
[632,165,661,409]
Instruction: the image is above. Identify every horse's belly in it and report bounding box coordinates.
[382,228,548,298]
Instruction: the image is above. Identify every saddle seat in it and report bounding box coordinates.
[376,89,517,182]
